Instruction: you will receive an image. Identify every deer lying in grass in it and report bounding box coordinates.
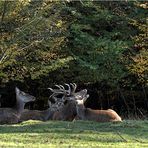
[74,94,122,122]
[49,83,88,121]
[52,84,122,122]
[19,97,65,122]
[0,87,35,124]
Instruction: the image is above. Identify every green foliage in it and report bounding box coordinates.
[0,0,68,83]
[127,3,148,86]
[0,1,147,111]
[65,1,135,87]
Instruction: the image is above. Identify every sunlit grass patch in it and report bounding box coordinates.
[0,120,148,147]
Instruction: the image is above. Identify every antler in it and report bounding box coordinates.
[64,83,71,95]
[48,84,71,98]
[64,83,77,95]
[48,83,78,102]
[70,83,77,94]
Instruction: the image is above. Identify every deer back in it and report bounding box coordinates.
[0,108,20,124]
[76,104,122,122]
[19,108,55,122]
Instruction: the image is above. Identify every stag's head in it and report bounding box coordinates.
[48,96,65,112]
[48,83,89,104]
[15,87,36,103]
[75,93,89,105]
[68,89,89,101]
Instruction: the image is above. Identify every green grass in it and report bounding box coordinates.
[0,120,148,148]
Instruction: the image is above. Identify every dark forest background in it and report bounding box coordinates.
[0,0,147,118]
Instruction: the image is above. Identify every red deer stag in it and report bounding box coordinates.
[0,87,35,124]
[49,83,88,121]
[74,93,122,122]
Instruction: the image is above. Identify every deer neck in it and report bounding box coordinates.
[76,104,85,120]
[44,108,55,120]
[15,98,25,114]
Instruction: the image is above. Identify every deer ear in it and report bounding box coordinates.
[15,87,20,94]
[86,94,89,99]
[83,96,88,102]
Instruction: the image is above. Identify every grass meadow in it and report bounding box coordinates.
[0,120,147,148]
